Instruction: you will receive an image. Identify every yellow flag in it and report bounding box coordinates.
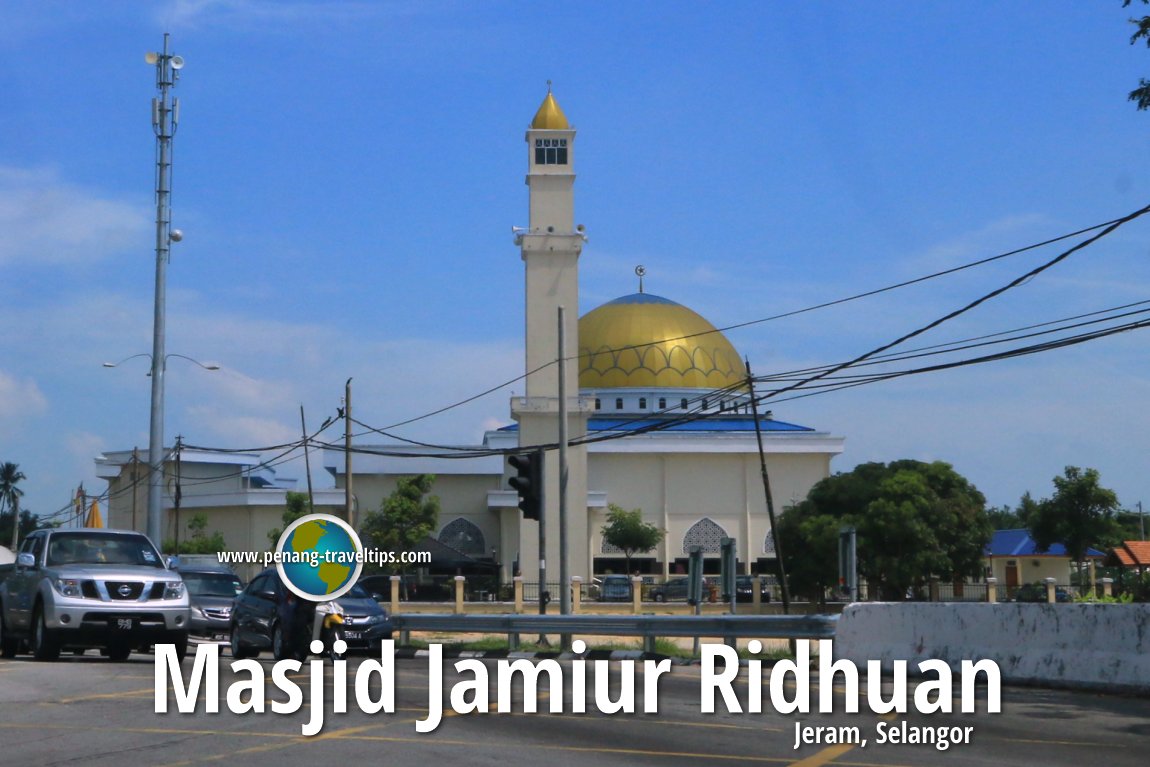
[86,499,104,529]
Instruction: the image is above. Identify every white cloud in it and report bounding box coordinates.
[0,167,149,266]
[0,371,48,420]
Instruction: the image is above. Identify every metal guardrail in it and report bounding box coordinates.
[391,612,838,652]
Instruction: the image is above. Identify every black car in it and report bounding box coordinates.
[230,568,393,659]
[735,575,771,603]
[178,565,243,642]
[650,577,690,602]
[1013,582,1071,603]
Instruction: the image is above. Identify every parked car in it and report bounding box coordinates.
[650,577,689,602]
[358,573,421,600]
[598,574,633,602]
[649,577,718,603]
[176,565,243,643]
[230,568,392,659]
[0,528,189,661]
[1013,582,1071,603]
[735,575,771,603]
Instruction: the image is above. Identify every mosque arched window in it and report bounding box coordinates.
[438,518,486,558]
[658,397,666,410]
[639,397,647,410]
[615,398,623,410]
[683,518,728,554]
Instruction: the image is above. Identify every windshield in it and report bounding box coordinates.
[344,583,370,599]
[46,532,164,568]
[182,571,243,597]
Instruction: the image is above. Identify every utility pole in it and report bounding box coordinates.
[301,405,316,514]
[130,447,140,532]
[1140,501,1146,541]
[746,359,791,613]
[145,34,183,546]
[173,436,183,554]
[558,306,570,617]
[344,378,354,528]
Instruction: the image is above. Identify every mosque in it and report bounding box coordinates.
[320,90,845,581]
[95,90,843,581]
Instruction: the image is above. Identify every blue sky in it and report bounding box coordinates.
[3,1,1150,525]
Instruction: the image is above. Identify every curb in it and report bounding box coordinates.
[393,646,690,664]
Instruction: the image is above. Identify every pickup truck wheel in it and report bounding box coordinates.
[0,612,20,658]
[31,606,60,661]
[107,643,131,662]
[173,633,188,662]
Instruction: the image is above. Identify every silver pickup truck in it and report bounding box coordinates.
[0,528,189,661]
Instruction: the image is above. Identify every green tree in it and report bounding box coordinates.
[0,509,40,551]
[1126,1,1150,108]
[1,462,27,550]
[267,491,311,548]
[600,503,665,573]
[1028,466,1120,564]
[163,513,227,555]
[985,492,1040,531]
[780,460,992,601]
[359,475,440,579]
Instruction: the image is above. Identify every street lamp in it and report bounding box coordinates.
[103,354,220,375]
[104,353,218,538]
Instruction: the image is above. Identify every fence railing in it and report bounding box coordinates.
[390,612,838,652]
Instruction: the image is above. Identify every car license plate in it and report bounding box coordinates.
[344,630,361,640]
[111,617,136,631]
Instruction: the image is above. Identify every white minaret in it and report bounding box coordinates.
[511,86,593,582]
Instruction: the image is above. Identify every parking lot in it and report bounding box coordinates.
[2,649,1149,767]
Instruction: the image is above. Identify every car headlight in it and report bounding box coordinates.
[55,578,83,597]
[364,613,385,625]
[189,604,204,618]
[163,581,185,600]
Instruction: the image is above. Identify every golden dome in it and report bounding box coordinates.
[578,293,746,390]
[531,90,569,130]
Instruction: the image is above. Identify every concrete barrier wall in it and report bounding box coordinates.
[833,603,1150,694]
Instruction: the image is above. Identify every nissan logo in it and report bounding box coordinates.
[117,584,132,597]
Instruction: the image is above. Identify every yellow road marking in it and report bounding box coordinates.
[786,743,855,767]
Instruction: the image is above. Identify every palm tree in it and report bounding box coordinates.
[0,462,26,550]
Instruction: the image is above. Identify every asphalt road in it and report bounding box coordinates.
[1,647,1147,767]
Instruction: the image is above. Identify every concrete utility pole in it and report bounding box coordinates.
[345,378,354,527]
[301,406,316,514]
[558,306,570,617]
[145,34,183,546]
[746,359,791,613]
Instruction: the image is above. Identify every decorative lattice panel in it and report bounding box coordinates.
[682,518,728,554]
[438,518,486,557]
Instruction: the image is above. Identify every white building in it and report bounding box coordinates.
[95,447,343,563]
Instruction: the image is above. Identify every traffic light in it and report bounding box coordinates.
[507,449,544,521]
